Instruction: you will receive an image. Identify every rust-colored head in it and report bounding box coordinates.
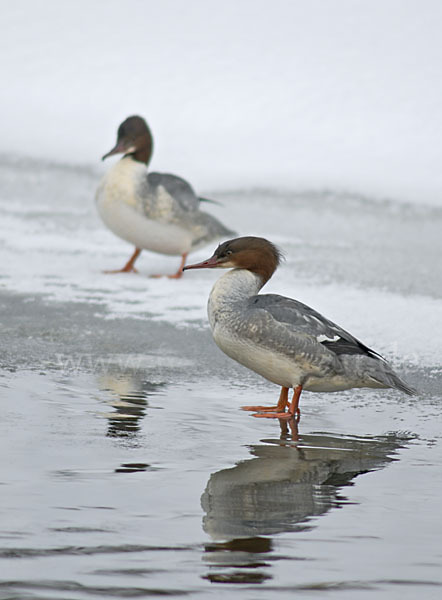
[102,115,153,165]
[184,236,283,283]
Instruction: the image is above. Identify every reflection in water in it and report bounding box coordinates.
[203,537,273,584]
[98,371,166,439]
[115,462,152,473]
[202,425,408,584]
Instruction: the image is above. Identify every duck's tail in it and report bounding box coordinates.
[370,367,417,396]
[341,353,418,396]
[199,196,223,206]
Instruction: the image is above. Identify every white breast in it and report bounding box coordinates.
[212,325,306,388]
[208,269,306,388]
[96,158,192,255]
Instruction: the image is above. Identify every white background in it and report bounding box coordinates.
[2,0,442,203]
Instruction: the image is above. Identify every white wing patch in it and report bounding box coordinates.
[317,334,340,343]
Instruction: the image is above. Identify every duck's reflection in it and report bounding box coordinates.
[202,422,408,583]
[98,372,166,438]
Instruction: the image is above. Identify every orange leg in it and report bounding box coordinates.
[150,253,188,279]
[242,386,289,412]
[253,385,302,422]
[104,248,141,274]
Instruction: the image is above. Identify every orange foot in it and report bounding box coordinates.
[252,385,303,423]
[104,266,138,274]
[104,248,141,274]
[242,386,289,413]
[150,252,188,280]
[253,409,300,422]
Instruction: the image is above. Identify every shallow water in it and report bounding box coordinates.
[0,157,441,599]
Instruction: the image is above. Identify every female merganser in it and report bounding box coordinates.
[184,236,416,420]
[96,116,234,278]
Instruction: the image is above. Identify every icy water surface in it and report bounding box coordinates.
[0,157,442,599]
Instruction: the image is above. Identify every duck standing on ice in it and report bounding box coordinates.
[184,236,416,420]
[96,116,234,278]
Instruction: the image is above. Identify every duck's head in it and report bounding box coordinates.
[184,236,283,283]
[102,115,153,164]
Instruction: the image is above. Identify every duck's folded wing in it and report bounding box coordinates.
[186,210,236,250]
[249,294,383,360]
[246,294,416,395]
[147,172,200,212]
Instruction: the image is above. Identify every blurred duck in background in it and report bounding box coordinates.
[96,116,235,278]
[185,236,416,420]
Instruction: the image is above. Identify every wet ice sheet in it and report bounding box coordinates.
[0,364,441,600]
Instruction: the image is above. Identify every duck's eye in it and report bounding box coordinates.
[225,249,233,256]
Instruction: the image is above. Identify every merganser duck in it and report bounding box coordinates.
[184,236,416,420]
[96,116,234,278]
